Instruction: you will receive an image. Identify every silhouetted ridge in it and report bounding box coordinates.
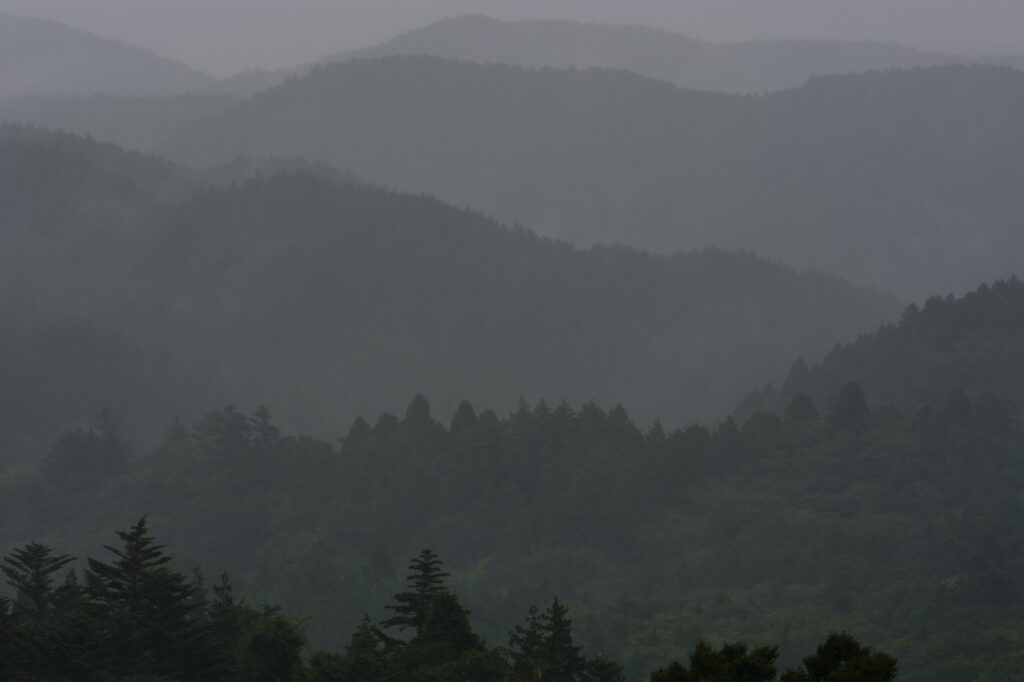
[163,58,1024,297]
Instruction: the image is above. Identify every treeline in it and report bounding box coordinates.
[0,521,896,681]
[748,278,1024,415]
[0,125,897,461]
[2,385,1021,679]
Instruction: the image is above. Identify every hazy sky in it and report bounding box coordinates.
[2,0,1022,77]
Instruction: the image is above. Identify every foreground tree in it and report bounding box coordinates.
[781,632,897,682]
[651,641,779,682]
[84,516,217,679]
[510,597,624,682]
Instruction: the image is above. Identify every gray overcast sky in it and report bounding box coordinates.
[1,0,1022,77]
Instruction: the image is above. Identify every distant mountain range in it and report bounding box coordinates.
[5,11,1023,102]
[158,58,1024,298]
[218,15,1024,96]
[0,126,898,459]
[0,13,217,97]
[340,15,972,93]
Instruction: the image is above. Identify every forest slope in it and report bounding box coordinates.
[746,278,1024,414]
[0,126,897,459]
[164,59,1024,298]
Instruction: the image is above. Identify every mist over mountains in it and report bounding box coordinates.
[159,57,1024,298]
[0,13,216,97]
[0,125,898,461]
[2,8,1024,682]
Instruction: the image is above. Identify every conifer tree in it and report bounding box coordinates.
[509,605,545,680]
[383,549,451,632]
[2,543,74,615]
[829,383,872,433]
[541,598,586,682]
[85,516,215,679]
[1,543,78,677]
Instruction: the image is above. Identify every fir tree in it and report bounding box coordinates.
[85,516,215,679]
[2,542,74,615]
[540,598,586,682]
[383,549,451,633]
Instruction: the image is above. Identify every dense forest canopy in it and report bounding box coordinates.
[742,279,1024,416]
[1,384,1019,680]
[0,125,897,463]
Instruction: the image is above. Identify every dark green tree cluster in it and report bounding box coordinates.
[758,278,1024,416]
[3,524,899,681]
[4,384,1022,680]
[0,518,306,681]
[652,633,896,682]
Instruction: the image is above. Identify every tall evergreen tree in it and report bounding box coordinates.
[829,383,872,433]
[509,605,545,680]
[383,549,451,633]
[84,516,215,679]
[511,598,589,682]
[2,543,74,615]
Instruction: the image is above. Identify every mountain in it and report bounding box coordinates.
[0,126,898,459]
[0,93,239,150]
[744,278,1024,415]
[344,15,962,93]
[163,58,1024,298]
[0,12,217,97]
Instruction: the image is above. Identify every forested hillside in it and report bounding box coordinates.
[744,279,1024,415]
[0,93,239,150]
[163,58,1024,297]
[0,13,217,97]
[2,384,1018,680]
[0,126,897,462]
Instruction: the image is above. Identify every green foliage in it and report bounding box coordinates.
[769,279,1024,415]
[781,632,897,682]
[3,385,1021,679]
[83,517,216,679]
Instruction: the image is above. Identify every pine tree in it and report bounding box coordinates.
[540,598,586,682]
[345,615,390,679]
[1,543,78,678]
[2,543,74,614]
[829,383,872,433]
[382,549,451,633]
[85,516,215,679]
[510,605,545,681]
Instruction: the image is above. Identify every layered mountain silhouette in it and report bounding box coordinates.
[0,126,898,459]
[343,15,969,93]
[159,58,1024,298]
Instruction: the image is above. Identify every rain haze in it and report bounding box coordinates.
[0,0,1023,74]
[3,1,1024,680]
